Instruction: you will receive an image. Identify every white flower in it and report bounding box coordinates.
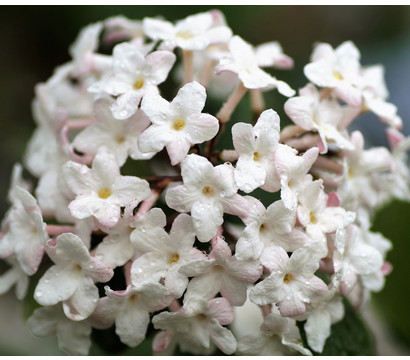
[249,245,328,317]
[304,295,344,353]
[165,154,248,242]
[152,297,237,355]
[304,41,362,106]
[0,186,48,275]
[131,213,208,298]
[139,81,219,165]
[232,109,281,193]
[236,198,308,260]
[143,10,232,51]
[274,144,319,210]
[34,233,113,321]
[90,283,172,347]
[284,83,356,153]
[63,146,150,228]
[0,258,29,300]
[215,35,295,95]
[89,42,176,120]
[27,304,92,356]
[73,98,155,166]
[182,236,262,306]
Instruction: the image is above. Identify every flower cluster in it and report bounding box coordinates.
[1,10,409,356]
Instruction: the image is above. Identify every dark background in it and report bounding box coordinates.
[0,5,409,355]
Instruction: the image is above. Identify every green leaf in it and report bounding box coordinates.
[298,298,374,356]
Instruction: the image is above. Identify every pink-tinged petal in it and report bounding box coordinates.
[232,122,255,156]
[27,306,58,337]
[185,271,222,302]
[152,330,173,353]
[16,237,44,276]
[249,274,287,306]
[327,192,341,207]
[144,50,176,85]
[191,200,224,242]
[95,236,134,269]
[228,256,262,283]
[143,17,175,41]
[277,297,306,317]
[63,161,98,195]
[220,276,249,306]
[91,146,120,187]
[305,310,331,353]
[116,305,150,347]
[235,223,263,261]
[185,113,219,144]
[235,157,267,193]
[83,257,113,283]
[334,82,362,107]
[63,276,98,321]
[111,176,150,206]
[209,319,237,354]
[166,136,191,165]
[178,258,214,277]
[169,213,196,249]
[56,232,90,265]
[181,153,214,186]
[210,236,232,261]
[304,61,338,88]
[165,184,199,213]
[88,296,117,329]
[265,200,295,235]
[171,81,206,117]
[221,193,250,219]
[259,246,289,273]
[208,297,234,325]
[131,252,166,286]
[164,268,189,298]
[138,124,175,153]
[34,265,79,306]
[284,95,315,131]
[140,93,172,125]
[69,196,120,227]
[111,91,141,120]
[112,42,144,75]
[57,319,92,356]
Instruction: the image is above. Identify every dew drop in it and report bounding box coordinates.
[36,291,42,298]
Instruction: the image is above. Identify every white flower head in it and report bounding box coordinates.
[34,233,113,321]
[63,146,151,228]
[165,154,248,242]
[139,81,219,165]
[143,10,232,51]
[304,41,363,106]
[216,35,295,96]
[89,42,176,120]
[232,109,281,193]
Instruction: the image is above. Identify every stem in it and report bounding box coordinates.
[250,89,265,124]
[143,175,182,183]
[169,299,181,312]
[260,305,272,317]
[182,50,194,84]
[286,133,320,151]
[46,225,76,236]
[124,261,132,286]
[134,191,160,219]
[279,124,306,143]
[216,82,248,124]
[313,156,344,174]
[198,58,217,88]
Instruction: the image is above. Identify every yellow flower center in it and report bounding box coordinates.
[169,253,179,264]
[283,273,293,283]
[133,78,144,90]
[309,211,318,224]
[172,118,186,131]
[333,71,343,80]
[116,135,125,144]
[253,151,260,161]
[260,223,267,231]
[202,186,214,196]
[98,188,112,199]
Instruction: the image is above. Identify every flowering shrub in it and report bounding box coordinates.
[0,9,409,356]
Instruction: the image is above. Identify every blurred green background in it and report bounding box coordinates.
[0,5,409,355]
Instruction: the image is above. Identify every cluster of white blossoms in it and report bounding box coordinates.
[1,10,409,356]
